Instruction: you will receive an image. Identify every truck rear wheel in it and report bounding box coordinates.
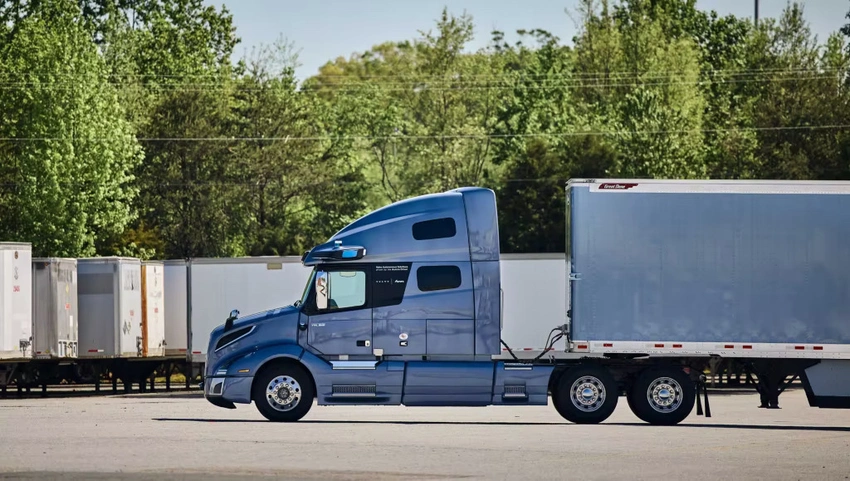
[628,367,695,426]
[553,365,618,424]
[252,361,315,422]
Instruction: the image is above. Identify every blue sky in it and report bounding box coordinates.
[203,0,849,80]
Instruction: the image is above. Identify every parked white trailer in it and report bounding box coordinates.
[161,254,568,363]
[141,261,165,357]
[498,253,568,355]
[31,257,78,358]
[163,260,187,357]
[0,243,32,359]
[77,257,143,358]
[163,257,312,361]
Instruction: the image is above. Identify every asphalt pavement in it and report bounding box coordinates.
[1,388,849,480]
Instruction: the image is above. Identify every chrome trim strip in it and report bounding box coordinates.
[330,360,378,370]
[502,392,528,398]
[213,325,257,352]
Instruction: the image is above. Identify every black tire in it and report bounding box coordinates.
[552,364,619,424]
[252,361,315,422]
[628,366,695,426]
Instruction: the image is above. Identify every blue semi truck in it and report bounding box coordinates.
[203,179,850,425]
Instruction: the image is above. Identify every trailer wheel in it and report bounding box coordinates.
[628,367,695,426]
[252,361,315,422]
[553,365,618,424]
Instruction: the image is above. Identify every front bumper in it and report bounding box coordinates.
[203,375,254,409]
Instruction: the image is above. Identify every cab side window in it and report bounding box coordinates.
[316,270,367,310]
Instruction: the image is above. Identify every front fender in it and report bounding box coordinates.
[227,345,372,403]
[226,343,310,376]
[205,344,312,407]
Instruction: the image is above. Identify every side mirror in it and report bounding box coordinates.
[315,271,328,310]
[224,309,240,331]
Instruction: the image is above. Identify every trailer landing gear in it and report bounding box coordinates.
[746,360,811,410]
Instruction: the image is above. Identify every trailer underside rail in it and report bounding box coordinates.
[0,357,205,398]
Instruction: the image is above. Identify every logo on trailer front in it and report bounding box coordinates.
[598,183,638,190]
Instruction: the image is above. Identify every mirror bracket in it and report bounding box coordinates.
[224,309,240,331]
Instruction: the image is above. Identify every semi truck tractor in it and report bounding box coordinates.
[203,178,850,425]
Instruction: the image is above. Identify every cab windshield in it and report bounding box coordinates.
[297,269,315,307]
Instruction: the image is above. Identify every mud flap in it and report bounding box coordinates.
[800,360,850,409]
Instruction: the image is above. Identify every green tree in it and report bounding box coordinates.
[231,40,371,256]
[137,85,245,258]
[745,3,850,180]
[0,0,142,257]
[573,0,708,178]
[307,8,504,203]
[93,0,242,257]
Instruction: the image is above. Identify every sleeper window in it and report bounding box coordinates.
[416,266,462,292]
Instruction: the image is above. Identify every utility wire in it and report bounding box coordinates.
[5,66,844,81]
[1,124,847,143]
[0,67,847,86]
[0,178,580,187]
[0,75,843,92]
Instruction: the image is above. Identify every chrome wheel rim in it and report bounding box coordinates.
[646,377,683,414]
[267,375,302,412]
[570,375,606,412]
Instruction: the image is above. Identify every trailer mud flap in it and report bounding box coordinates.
[800,360,850,408]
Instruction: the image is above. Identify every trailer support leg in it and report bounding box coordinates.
[748,360,809,409]
[165,363,171,392]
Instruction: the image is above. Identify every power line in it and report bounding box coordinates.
[0,178,573,187]
[2,66,844,83]
[0,73,843,93]
[1,124,848,143]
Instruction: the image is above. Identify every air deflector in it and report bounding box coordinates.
[302,240,366,265]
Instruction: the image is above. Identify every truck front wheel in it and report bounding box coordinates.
[553,365,619,424]
[627,367,695,426]
[252,361,315,422]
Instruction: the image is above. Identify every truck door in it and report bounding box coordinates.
[302,267,373,356]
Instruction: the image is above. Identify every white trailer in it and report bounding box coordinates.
[0,243,32,359]
[141,261,166,357]
[31,257,78,358]
[163,257,312,362]
[77,257,143,358]
[159,254,568,363]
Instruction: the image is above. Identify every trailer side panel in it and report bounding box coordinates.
[569,181,850,346]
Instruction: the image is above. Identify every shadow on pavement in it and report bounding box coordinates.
[604,422,850,432]
[152,417,564,426]
[152,417,850,432]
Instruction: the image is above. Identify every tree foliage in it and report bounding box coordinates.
[2,0,850,256]
[0,0,142,257]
